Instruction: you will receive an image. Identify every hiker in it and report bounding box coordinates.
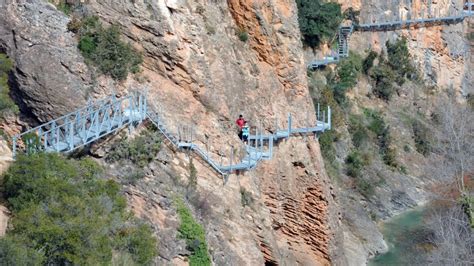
[236,114,246,140]
[242,122,250,144]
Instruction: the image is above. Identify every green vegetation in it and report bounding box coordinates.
[21,132,41,155]
[411,120,431,156]
[240,187,254,207]
[348,115,369,148]
[106,127,161,167]
[48,0,81,15]
[343,7,360,24]
[328,52,363,104]
[237,28,249,42]
[362,50,377,74]
[296,0,343,48]
[364,109,398,168]
[0,153,157,265]
[356,177,375,198]
[188,158,198,189]
[0,53,19,116]
[74,16,142,80]
[468,32,474,42]
[386,37,416,85]
[369,61,396,101]
[460,195,474,228]
[345,150,374,198]
[345,150,366,178]
[175,198,211,266]
[363,38,416,101]
[468,94,474,110]
[315,86,345,128]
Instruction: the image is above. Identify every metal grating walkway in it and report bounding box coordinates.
[308,1,474,69]
[13,92,331,176]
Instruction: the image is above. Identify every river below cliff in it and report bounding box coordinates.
[369,207,428,265]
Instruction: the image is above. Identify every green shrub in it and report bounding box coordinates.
[124,169,145,185]
[0,53,19,116]
[348,115,369,148]
[468,32,474,42]
[362,50,377,74]
[364,109,385,136]
[296,0,343,47]
[468,94,474,110]
[237,29,249,42]
[345,150,366,178]
[21,132,42,155]
[370,62,396,101]
[76,16,142,80]
[49,0,76,15]
[336,52,363,87]
[412,120,431,156]
[363,109,398,167]
[1,153,157,265]
[188,158,197,189]
[343,7,360,24]
[326,52,362,104]
[319,130,337,162]
[315,87,345,127]
[107,128,161,167]
[356,177,375,198]
[0,236,45,265]
[240,187,254,207]
[175,198,211,266]
[386,37,415,85]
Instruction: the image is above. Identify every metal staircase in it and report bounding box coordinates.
[12,93,147,157]
[13,92,332,176]
[308,25,353,70]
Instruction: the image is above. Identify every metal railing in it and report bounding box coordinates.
[13,92,332,176]
[308,2,474,69]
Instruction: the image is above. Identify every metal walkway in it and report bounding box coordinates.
[308,1,474,69]
[308,25,353,69]
[13,92,331,176]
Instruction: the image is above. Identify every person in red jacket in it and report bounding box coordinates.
[236,115,246,140]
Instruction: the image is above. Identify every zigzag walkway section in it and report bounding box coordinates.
[13,92,331,176]
[308,3,474,69]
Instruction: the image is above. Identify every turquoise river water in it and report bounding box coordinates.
[369,207,427,265]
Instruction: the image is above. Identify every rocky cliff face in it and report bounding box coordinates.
[0,0,341,265]
[340,0,472,95]
[303,0,473,264]
[0,0,91,123]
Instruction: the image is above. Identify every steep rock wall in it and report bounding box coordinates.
[0,0,341,265]
[302,0,473,264]
[0,0,91,123]
[339,0,472,95]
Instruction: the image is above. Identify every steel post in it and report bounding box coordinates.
[288,113,292,137]
[317,103,320,121]
[328,106,332,130]
[12,136,16,158]
[68,121,74,151]
[230,146,234,173]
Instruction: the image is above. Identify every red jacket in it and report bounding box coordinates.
[236,118,245,129]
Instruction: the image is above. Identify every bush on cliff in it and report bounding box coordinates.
[75,16,142,80]
[0,153,157,265]
[106,127,161,167]
[0,53,19,116]
[412,120,432,156]
[175,198,211,266]
[369,60,396,101]
[296,0,343,48]
[328,52,362,104]
[386,37,416,85]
